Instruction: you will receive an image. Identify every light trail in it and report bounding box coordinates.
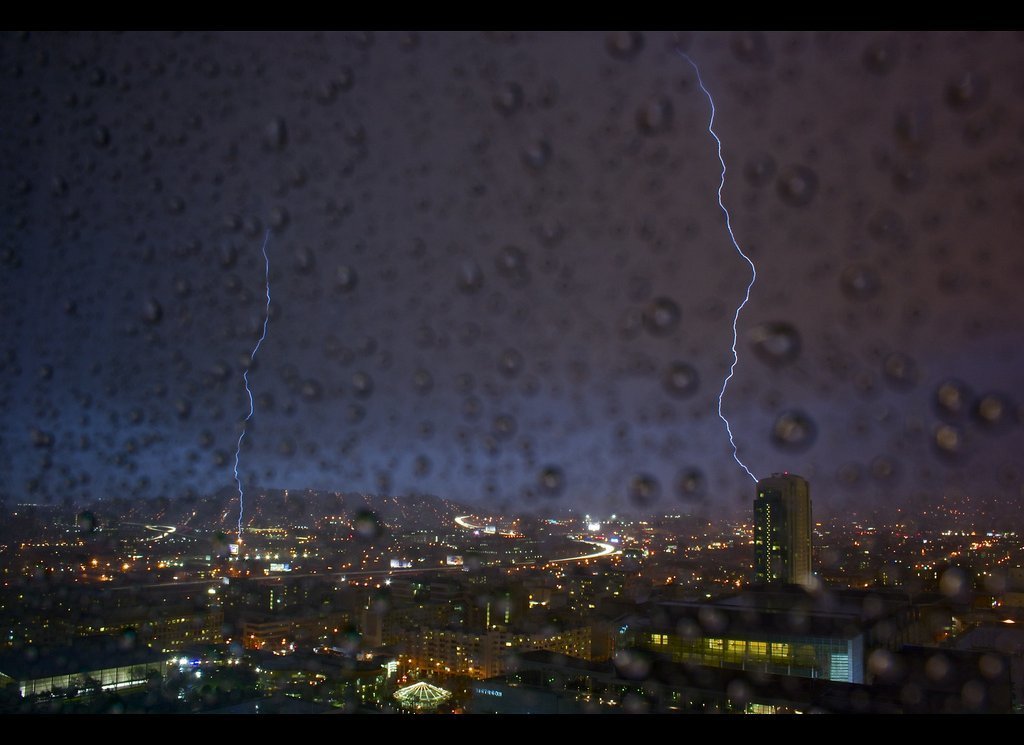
[549,538,618,563]
[678,50,758,483]
[233,229,272,545]
[454,515,482,529]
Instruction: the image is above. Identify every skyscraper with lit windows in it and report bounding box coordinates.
[753,473,812,586]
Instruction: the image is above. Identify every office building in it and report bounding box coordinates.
[754,473,812,586]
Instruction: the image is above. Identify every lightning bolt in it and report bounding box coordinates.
[233,229,272,545]
[679,50,758,483]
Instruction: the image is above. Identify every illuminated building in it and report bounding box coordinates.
[394,625,593,678]
[394,681,452,711]
[0,636,167,698]
[754,473,812,586]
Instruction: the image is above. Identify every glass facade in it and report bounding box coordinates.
[644,630,860,683]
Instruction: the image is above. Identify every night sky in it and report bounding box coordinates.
[2,30,1022,519]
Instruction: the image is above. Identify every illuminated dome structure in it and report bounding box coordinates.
[393,681,452,711]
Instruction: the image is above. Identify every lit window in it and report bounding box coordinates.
[771,642,790,659]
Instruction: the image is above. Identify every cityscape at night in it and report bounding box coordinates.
[1,30,1023,714]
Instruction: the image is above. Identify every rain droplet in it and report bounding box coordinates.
[493,414,517,439]
[933,423,967,460]
[498,348,523,377]
[776,165,818,207]
[636,97,673,136]
[744,153,776,187]
[494,82,523,116]
[731,31,772,67]
[771,410,818,452]
[675,468,706,501]
[336,265,358,292]
[606,31,644,60]
[30,428,54,448]
[946,71,989,112]
[840,264,882,301]
[895,107,932,152]
[750,321,801,367]
[628,473,661,507]
[972,392,1015,430]
[862,37,899,75]
[142,298,163,325]
[413,369,433,394]
[883,353,918,390]
[496,245,528,283]
[354,509,384,541]
[642,297,681,337]
[939,566,968,599]
[522,139,552,170]
[872,454,897,483]
[662,362,699,398]
[457,261,484,293]
[351,371,373,398]
[77,510,97,532]
[462,397,482,421]
[263,117,288,150]
[538,465,565,497]
[934,379,972,420]
[301,379,323,401]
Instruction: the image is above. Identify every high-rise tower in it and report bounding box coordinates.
[753,473,812,586]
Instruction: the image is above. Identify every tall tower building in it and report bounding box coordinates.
[753,473,812,586]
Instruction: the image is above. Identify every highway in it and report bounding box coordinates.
[454,515,619,563]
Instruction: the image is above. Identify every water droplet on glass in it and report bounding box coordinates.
[868,455,897,482]
[946,71,989,112]
[972,392,1015,430]
[263,117,287,150]
[605,31,644,60]
[750,321,801,367]
[862,37,899,75]
[493,414,517,439]
[498,348,524,377]
[636,97,673,136]
[933,423,967,460]
[457,261,484,293]
[494,82,523,116]
[496,245,528,283]
[776,165,818,207]
[335,264,358,293]
[354,509,384,541]
[642,297,681,337]
[934,379,972,420]
[538,465,565,497]
[675,468,706,501]
[351,371,373,398]
[413,369,433,394]
[744,153,776,187]
[883,353,918,390]
[522,139,552,170]
[142,298,163,325]
[77,510,97,532]
[628,473,661,507]
[840,264,882,301]
[895,107,932,152]
[771,410,818,452]
[662,362,699,398]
